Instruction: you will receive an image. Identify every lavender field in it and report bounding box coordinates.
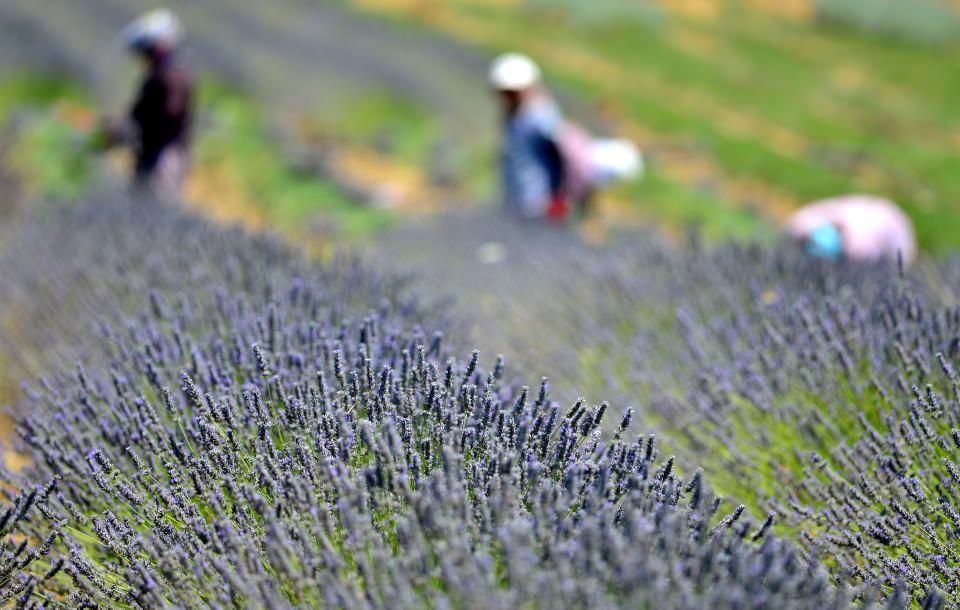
[0,193,954,609]
[2,1,960,609]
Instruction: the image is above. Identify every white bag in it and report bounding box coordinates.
[589,138,643,186]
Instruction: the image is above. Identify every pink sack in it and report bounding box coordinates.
[555,122,597,203]
[556,123,642,203]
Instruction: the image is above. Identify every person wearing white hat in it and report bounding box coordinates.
[490,53,568,220]
[122,8,193,200]
[489,53,642,223]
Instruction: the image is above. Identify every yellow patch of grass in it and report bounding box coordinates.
[331,146,446,215]
[660,0,721,20]
[53,101,97,133]
[742,0,813,22]
[347,2,795,233]
[328,0,807,227]
[0,310,34,472]
[828,63,868,93]
[621,121,798,221]
[182,159,267,231]
[673,26,723,57]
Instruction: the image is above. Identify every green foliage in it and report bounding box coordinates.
[196,84,393,238]
[522,234,960,600]
[1,77,392,237]
[8,113,92,200]
[815,0,960,46]
[356,0,960,253]
[0,73,84,122]
[523,0,665,27]
[0,74,92,201]
[315,92,438,164]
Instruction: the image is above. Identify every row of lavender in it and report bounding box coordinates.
[549,238,960,605]
[0,198,938,608]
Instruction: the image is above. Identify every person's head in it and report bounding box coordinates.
[124,9,183,66]
[804,222,844,262]
[489,53,541,116]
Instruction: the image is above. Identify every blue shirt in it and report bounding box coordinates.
[501,99,564,218]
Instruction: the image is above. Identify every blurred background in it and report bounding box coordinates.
[2,0,959,250]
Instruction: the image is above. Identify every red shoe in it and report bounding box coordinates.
[546,195,570,222]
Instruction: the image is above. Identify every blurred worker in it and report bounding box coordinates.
[489,53,641,222]
[120,8,193,200]
[786,195,916,266]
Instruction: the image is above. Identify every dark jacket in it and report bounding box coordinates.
[501,97,565,218]
[130,57,193,175]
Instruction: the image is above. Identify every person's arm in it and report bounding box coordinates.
[164,71,191,136]
[785,206,830,241]
[106,79,151,153]
[539,134,566,198]
[534,134,569,220]
[130,78,151,127]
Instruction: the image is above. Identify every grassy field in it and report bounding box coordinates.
[348,0,960,252]
[0,72,498,248]
[0,74,94,202]
[0,76,404,245]
[7,1,958,252]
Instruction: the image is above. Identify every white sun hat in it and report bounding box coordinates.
[489,53,541,91]
[123,8,183,52]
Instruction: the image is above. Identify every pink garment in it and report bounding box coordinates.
[555,125,642,203]
[786,195,916,265]
[555,122,595,204]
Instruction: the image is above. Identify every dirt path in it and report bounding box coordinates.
[361,211,601,403]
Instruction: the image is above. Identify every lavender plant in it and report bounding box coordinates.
[0,194,450,400]
[0,477,63,608]
[681,260,960,603]
[549,238,960,604]
[10,294,879,608]
[0,198,896,608]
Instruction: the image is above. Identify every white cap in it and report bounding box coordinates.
[124,9,183,52]
[489,53,541,91]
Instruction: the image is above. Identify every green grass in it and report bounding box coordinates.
[311,92,438,165]
[197,85,393,239]
[9,113,93,201]
[523,0,665,26]
[349,0,960,253]
[306,91,499,204]
[628,171,772,241]
[560,287,894,537]
[0,74,93,201]
[815,0,960,46]
[0,76,392,240]
[0,73,86,122]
